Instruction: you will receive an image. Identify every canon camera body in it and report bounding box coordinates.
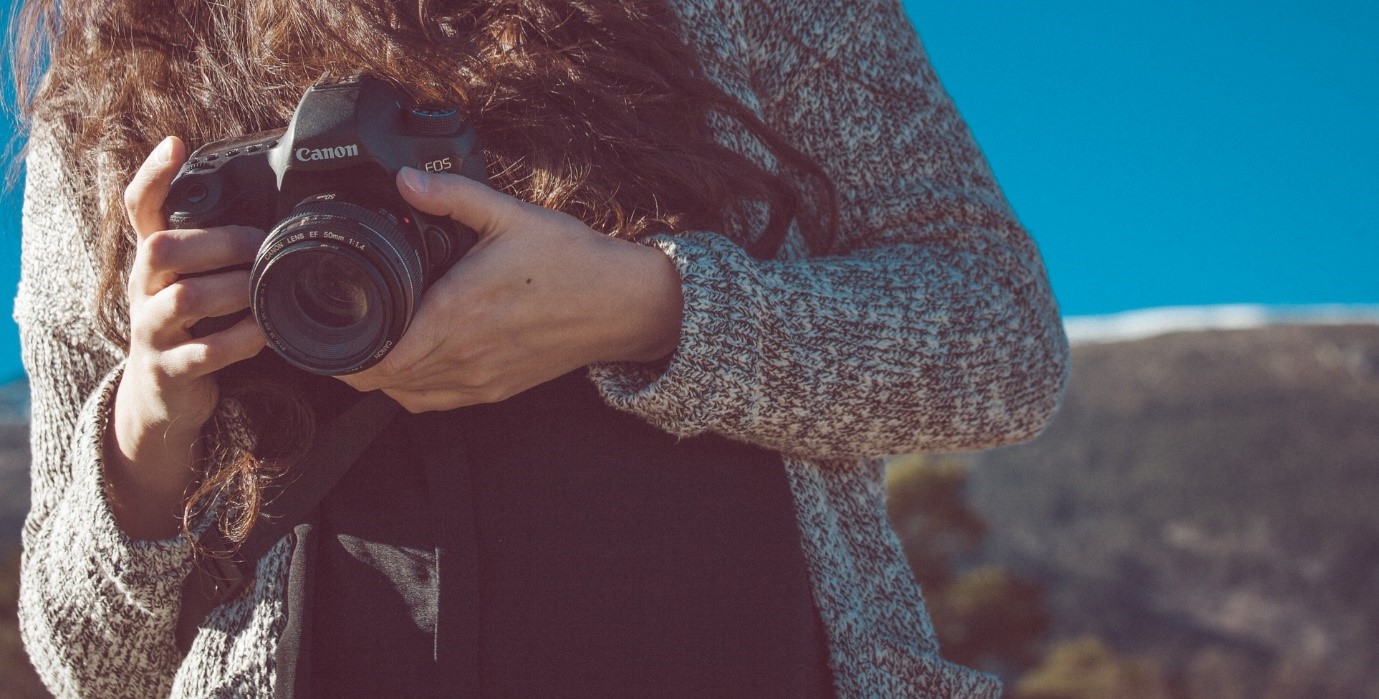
[164,74,485,375]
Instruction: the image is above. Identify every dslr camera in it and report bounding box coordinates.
[164,74,485,375]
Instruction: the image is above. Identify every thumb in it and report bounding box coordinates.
[396,167,521,238]
[125,136,188,238]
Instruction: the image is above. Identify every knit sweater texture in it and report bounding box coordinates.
[16,0,1069,696]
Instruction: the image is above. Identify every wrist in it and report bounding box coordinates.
[601,239,684,364]
[105,374,206,539]
[110,376,203,467]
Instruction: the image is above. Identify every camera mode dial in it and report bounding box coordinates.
[406,105,463,136]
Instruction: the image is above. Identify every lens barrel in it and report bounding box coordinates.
[250,198,424,375]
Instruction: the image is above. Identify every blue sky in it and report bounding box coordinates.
[903,0,1377,315]
[0,1,1375,380]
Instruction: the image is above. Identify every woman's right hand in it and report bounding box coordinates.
[106,136,267,540]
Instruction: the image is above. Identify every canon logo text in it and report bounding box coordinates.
[296,144,360,162]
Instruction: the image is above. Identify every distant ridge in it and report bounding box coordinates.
[1064,304,1379,345]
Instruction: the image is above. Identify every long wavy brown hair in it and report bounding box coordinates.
[11,0,838,548]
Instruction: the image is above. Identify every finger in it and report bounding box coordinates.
[131,226,265,297]
[334,355,453,395]
[139,271,252,348]
[335,358,411,394]
[161,316,267,379]
[396,167,525,238]
[332,371,374,394]
[124,136,188,239]
[382,387,476,414]
[333,327,441,392]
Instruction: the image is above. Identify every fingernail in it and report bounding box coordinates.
[154,137,174,164]
[399,167,431,194]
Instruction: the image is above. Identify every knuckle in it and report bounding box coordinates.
[182,343,214,370]
[144,352,181,383]
[140,230,178,271]
[465,372,495,395]
[163,282,199,318]
[374,351,414,383]
[473,380,510,405]
[463,360,501,393]
[351,375,382,393]
[122,180,142,217]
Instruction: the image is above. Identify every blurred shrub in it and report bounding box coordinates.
[1014,636,1170,699]
[887,453,1049,677]
[936,565,1049,674]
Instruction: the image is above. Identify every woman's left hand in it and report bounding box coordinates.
[336,167,683,412]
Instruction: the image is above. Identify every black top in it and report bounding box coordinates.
[310,415,438,696]
[299,371,834,698]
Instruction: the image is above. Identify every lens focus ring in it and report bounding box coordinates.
[250,198,425,375]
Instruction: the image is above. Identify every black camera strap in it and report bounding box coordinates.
[175,391,402,653]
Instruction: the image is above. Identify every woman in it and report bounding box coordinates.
[14,0,1068,696]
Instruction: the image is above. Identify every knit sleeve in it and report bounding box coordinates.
[15,126,192,698]
[589,0,1069,459]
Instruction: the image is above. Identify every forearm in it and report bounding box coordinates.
[592,226,1067,459]
[20,364,194,698]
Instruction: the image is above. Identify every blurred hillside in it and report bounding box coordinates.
[959,324,1379,697]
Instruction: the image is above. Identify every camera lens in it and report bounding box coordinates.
[257,245,390,372]
[250,197,424,375]
[295,254,371,329]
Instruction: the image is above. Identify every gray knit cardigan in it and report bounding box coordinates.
[16,0,1068,696]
